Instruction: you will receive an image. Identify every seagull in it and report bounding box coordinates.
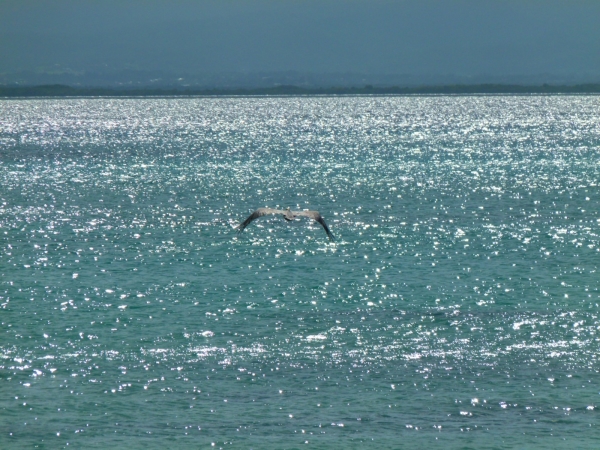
[237,207,334,241]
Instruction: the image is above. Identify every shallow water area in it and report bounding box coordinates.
[1,95,600,448]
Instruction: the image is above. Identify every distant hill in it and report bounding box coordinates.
[2,83,600,97]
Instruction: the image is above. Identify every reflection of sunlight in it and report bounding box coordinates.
[2,96,599,446]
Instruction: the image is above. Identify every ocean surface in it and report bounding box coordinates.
[1,95,599,449]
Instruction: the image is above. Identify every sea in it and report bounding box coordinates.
[1,95,599,449]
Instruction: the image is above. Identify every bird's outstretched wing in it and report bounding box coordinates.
[295,210,335,241]
[237,208,285,233]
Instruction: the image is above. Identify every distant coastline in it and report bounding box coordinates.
[1,83,600,97]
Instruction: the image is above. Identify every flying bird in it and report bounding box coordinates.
[237,207,334,241]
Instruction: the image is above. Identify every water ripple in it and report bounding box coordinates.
[1,96,599,448]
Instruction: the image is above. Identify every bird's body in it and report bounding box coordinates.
[237,207,334,241]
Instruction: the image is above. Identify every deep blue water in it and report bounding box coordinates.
[1,95,600,449]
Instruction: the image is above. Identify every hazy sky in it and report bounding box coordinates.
[1,0,599,81]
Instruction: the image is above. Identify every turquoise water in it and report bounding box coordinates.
[1,95,599,449]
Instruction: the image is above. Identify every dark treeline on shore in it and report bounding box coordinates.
[2,83,600,97]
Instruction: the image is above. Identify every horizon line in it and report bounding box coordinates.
[2,82,600,98]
